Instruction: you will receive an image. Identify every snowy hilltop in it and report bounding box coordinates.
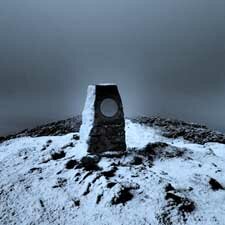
[0,117,225,225]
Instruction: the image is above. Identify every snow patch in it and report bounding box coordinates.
[79,85,96,154]
[1,120,225,225]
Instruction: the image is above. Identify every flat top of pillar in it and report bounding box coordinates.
[96,83,117,86]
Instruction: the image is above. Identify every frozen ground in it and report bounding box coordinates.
[0,120,225,225]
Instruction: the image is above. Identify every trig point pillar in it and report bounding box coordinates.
[80,84,126,154]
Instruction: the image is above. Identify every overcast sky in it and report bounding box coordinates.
[0,0,225,135]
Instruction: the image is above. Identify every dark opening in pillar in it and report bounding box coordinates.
[80,84,127,154]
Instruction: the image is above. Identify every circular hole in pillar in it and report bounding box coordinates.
[100,98,118,117]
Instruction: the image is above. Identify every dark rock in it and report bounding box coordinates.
[52,177,67,188]
[158,211,172,225]
[75,172,81,177]
[92,174,102,184]
[65,160,77,169]
[134,116,225,145]
[165,192,183,204]
[0,116,81,144]
[78,156,101,171]
[39,199,45,208]
[111,186,133,205]
[96,194,103,204]
[28,167,42,174]
[141,142,169,157]
[62,142,74,149]
[2,114,225,147]
[83,183,91,196]
[179,199,195,214]
[73,199,80,207]
[25,185,31,191]
[209,178,224,191]
[81,171,93,182]
[46,140,52,145]
[131,156,143,165]
[51,151,66,160]
[165,183,175,192]
[0,136,5,143]
[41,147,47,151]
[140,142,184,161]
[72,134,80,140]
[165,188,195,218]
[107,182,117,189]
[56,170,62,175]
[41,158,51,164]
[101,167,117,179]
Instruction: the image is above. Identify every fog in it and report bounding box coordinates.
[0,0,225,135]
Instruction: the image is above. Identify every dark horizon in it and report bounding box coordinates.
[0,1,225,135]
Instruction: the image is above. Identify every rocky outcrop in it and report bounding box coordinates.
[0,116,81,143]
[133,116,225,144]
[1,115,225,146]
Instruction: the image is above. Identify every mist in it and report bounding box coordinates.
[0,0,225,135]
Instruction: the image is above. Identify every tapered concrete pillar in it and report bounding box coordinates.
[80,84,126,154]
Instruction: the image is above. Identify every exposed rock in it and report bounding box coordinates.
[111,186,133,205]
[130,156,143,165]
[134,116,225,145]
[78,156,101,171]
[65,160,78,169]
[165,183,176,192]
[2,115,225,146]
[52,177,67,188]
[72,134,80,140]
[83,183,91,196]
[39,199,45,208]
[107,182,117,189]
[1,116,225,225]
[101,167,117,179]
[51,151,66,160]
[62,142,75,149]
[209,178,224,191]
[73,199,80,207]
[164,183,196,223]
[28,167,42,174]
[96,193,103,204]
[0,116,81,143]
[139,142,184,161]
[81,172,93,181]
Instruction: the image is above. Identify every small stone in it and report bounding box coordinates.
[73,199,80,207]
[209,178,224,191]
[107,182,117,188]
[65,160,77,169]
[131,156,143,165]
[78,156,100,171]
[72,134,80,140]
[165,183,175,192]
[51,151,66,160]
[101,167,117,178]
[111,186,133,205]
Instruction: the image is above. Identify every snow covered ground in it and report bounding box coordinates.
[0,120,225,225]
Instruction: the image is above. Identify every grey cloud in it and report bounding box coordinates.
[0,0,225,135]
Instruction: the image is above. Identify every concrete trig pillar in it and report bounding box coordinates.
[80,84,126,154]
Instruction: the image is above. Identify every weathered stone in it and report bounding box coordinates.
[80,84,126,154]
